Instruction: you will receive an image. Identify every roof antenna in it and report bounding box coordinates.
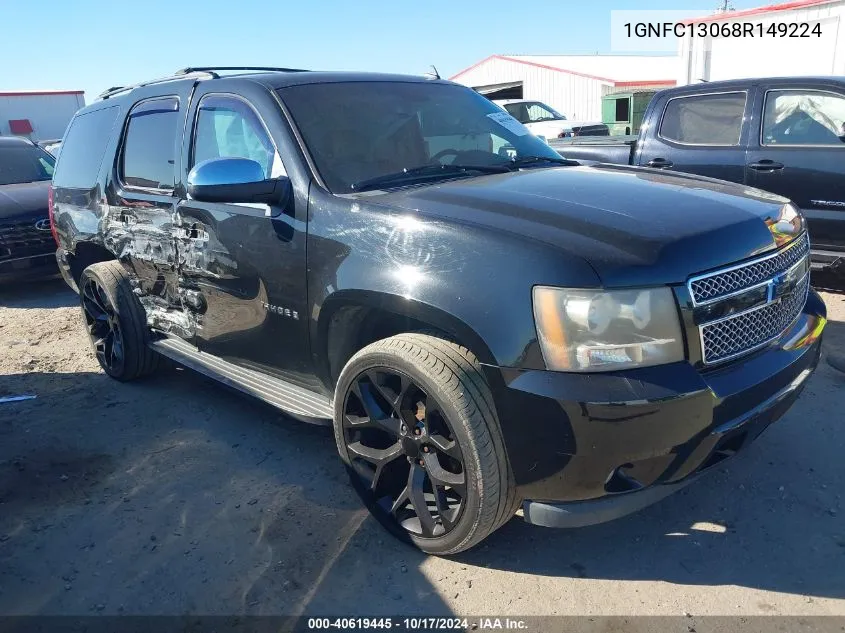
[425,65,441,80]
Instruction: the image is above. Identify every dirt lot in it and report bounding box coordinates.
[1,278,844,618]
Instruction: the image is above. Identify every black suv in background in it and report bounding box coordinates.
[51,67,826,554]
[0,136,57,283]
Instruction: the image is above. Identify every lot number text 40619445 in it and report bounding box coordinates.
[307,618,529,630]
[624,21,823,38]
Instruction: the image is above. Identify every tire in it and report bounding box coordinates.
[79,261,159,381]
[333,333,519,555]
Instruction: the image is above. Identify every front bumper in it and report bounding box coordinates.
[488,289,826,527]
[0,252,59,284]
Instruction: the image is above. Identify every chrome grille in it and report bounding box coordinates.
[689,232,809,305]
[0,217,54,261]
[690,233,811,365]
[700,272,809,364]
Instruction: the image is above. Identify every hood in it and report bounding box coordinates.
[373,164,799,287]
[0,181,50,221]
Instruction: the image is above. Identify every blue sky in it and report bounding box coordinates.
[3,0,765,101]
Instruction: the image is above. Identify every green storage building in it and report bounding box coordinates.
[601,90,657,136]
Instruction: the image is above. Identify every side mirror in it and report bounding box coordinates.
[187,157,290,205]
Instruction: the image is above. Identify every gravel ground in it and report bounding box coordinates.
[0,277,843,618]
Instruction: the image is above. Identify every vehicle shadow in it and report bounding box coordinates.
[454,318,845,600]
[0,365,452,617]
[0,278,76,309]
[2,283,843,614]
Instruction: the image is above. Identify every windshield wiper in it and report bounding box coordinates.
[352,163,510,192]
[508,155,578,169]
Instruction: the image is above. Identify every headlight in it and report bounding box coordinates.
[532,286,684,372]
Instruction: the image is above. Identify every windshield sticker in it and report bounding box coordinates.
[486,111,528,136]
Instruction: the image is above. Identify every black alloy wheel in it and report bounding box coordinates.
[78,261,160,382]
[81,276,125,376]
[342,368,467,539]
[334,333,519,554]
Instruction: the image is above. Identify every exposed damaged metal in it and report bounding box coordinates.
[137,292,195,339]
[100,201,196,337]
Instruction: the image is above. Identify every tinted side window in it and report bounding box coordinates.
[763,90,845,146]
[504,103,529,123]
[121,98,179,190]
[53,106,120,188]
[659,92,746,146]
[192,95,280,178]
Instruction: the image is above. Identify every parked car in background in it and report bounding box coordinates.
[494,99,608,140]
[552,77,845,274]
[52,67,824,554]
[0,136,57,283]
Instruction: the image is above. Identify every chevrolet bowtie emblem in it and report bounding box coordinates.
[767,271,788,303]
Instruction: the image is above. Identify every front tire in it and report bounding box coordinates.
[79,261,159,381]
[333,333,519,554]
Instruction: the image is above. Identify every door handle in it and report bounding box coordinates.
[747,160,784,171]
[647,158,674,168]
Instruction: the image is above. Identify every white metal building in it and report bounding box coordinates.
[679,0,845,85]
[0,90,85,141]
[450,55,679,121]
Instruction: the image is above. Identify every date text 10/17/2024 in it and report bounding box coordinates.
[624,21,822,38]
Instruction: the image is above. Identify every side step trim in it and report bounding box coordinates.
[150,336,334,424]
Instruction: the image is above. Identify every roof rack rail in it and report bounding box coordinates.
[174,66,309,76]
[96,67,310,101]
[96,70,215,101]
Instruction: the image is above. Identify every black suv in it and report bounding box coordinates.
[0,136,57,283]
[52,67,826,554]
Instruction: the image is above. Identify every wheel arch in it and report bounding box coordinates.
[68,241,118,285]
[314,289,497,389]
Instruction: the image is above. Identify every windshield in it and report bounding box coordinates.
[278,82,564,193]
[0,144,56,186]
[504,102,566,124]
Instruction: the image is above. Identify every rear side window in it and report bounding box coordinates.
[659,92,746,146]
[52,106,120,188]
[121,97,179,190]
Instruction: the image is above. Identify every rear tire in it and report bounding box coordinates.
[79,261,159,381]
[333,333,519,555]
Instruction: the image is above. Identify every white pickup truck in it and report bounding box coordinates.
[493,99,608,141]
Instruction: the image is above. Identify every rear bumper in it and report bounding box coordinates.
[55,247,78,293]
[487,290,826,527]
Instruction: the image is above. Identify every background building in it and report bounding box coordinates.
[0,90,85,141]
[679,0,845,85]
[450,55,678,121]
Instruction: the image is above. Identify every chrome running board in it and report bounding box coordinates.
[149,336,333,425]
